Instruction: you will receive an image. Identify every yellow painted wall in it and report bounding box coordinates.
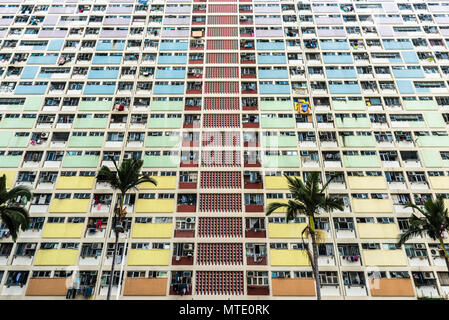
[34,249,79,266]
[128,249,170,266]
[49,199,90,213]
[132,223,173,238]
[0,171,16,189]
[266,199,289,213]
[347,176,387,190]
[135,199,175,213]
[362,250,408,266]
[268,223,307,238]
[352,199,393,213]
[42,223,84,238]
[357,223,399,239]
[429,177,449,190]
[269,249,310,266]
[55,176,94,190]
[265,176,293,190]
[139,176,176,190]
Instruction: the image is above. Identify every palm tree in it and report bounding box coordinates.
[0,174,32,242]
[398,197,449,271]
[266,172,344,300]
[96,157,157,300]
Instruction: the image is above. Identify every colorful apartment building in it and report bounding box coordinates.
[0,0,448,300]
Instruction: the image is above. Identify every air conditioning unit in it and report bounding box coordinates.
[123,154,131,160]
[368,243,377,249]
[415,243,424,249]
[185,217,195,223]
[300,151,309,156]
[183,244,193,251]
[25,243,36,249]
[40,132,49,139]
[92,243,101,249]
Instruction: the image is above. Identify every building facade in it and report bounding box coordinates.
[0,0,448,299]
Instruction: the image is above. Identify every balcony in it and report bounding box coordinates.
[352,199,393,213]
[62,155,99,168]
[25,278,68,296]
[329,83,361,94]
[157,56,187,64]
[49,199,90,213]
[343,155,381,168]
[357,224,399,239]
[73,117,108,129]
[257,42,285,51]
[136,199,175,213]
[87,70,119,79]
[34,249,78,266]
[260,100,291,111]
[153,84,184,95]
[258,70,289,79]
[347,176,387,190]
[123,278,167,296]
[68,136,104,148]
[369,278,415,297]
[160,42,188,51]
[268,223,307,238]
[260,117,295,129]
[325,69,357,79]
[140,176,177,190]
[132,223,173,238]
[83,84,116,95]
[259,84,290,94]
[78,100,112,111]
[362,250,408,267]
[143,155,178,168]
[151,100,184,111]
[0,118,35,129]
[42,223,84,239]
[269,249,310,266]
[263,136,297,148]
[128,249,170,266]
[155,70,186,79]
[417,136,449,148]
[272,278,315,296]
[257,55,287,64]
[265,176,290,189]
[263,155,300,168]
[148,118,183,129]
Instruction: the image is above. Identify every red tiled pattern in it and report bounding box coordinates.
[207,15,238,25]
[206,53,239,64]
[204,81,239,94]
[200,171,241,189]
[199,193,242,211]
[207,27,238,37]
[202,131,240,147]
[206,40,238,50]
[195,271,244,295]
[204,97,239,110]
[198,217,242,237]
[205,67,239,78]
[203,114,240,128]
[207,4,237,13]
[197,243,243,265]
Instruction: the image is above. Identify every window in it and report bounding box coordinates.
[247,271,269,285]
[319,272,338,285]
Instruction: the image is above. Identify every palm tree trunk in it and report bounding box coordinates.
[438,238,449,272]
[311,231,321,300]
[107,228,119,300]
[107,194,124,300]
